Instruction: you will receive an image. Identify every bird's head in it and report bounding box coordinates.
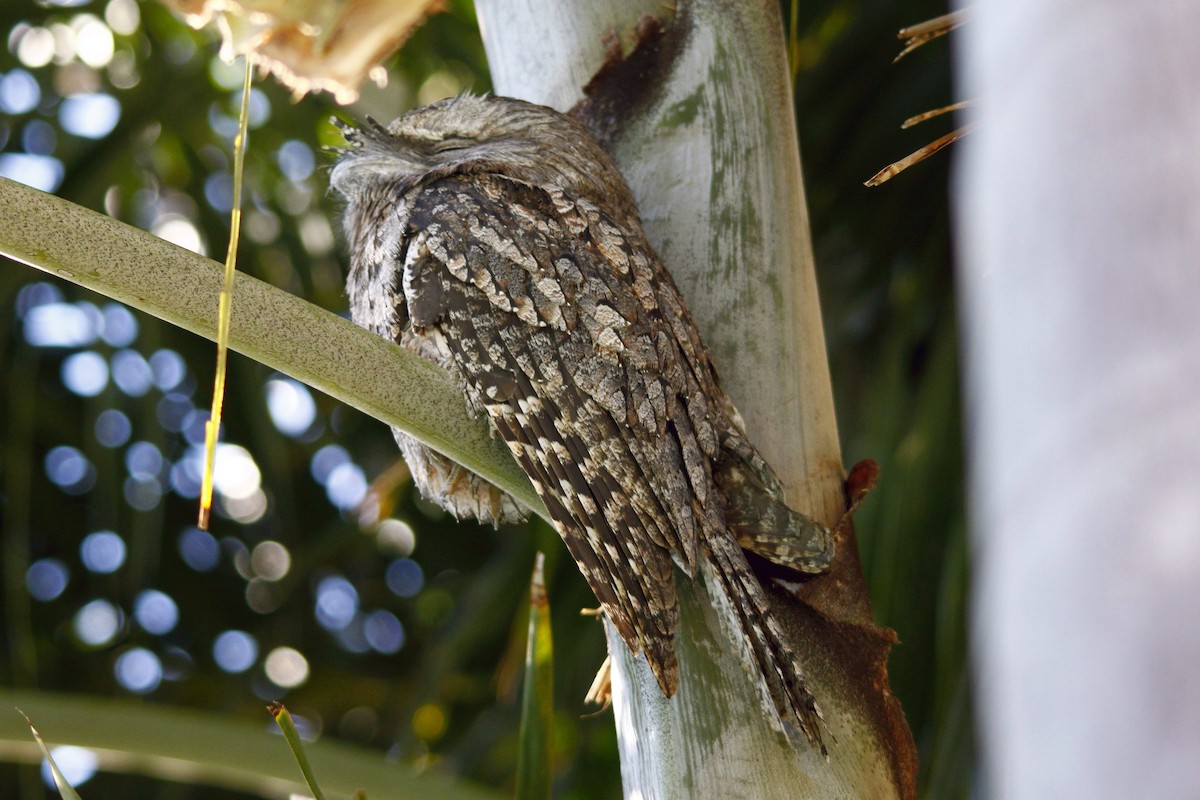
[330,94,635,215]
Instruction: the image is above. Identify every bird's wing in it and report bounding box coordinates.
[398,172,730,692]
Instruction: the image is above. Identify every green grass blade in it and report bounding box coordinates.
[515,552,553,800]
[15,709,83,800]
[0,690,502,800]
[268,702,327,800]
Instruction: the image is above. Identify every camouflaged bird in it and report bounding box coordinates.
[331,94,836,749]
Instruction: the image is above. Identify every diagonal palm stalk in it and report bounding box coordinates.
[0,175,542,520]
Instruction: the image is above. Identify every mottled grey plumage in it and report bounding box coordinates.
[331,95,835,749]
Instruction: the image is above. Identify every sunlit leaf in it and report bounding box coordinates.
[516,553,554,800]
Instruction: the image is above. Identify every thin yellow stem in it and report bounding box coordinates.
[199,57,253,529]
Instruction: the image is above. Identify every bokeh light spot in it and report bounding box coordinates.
[74,598,121,646]
[152,214,205,255]
[265,377,316,437]
[213,630,258,673]
[42,747,97,790]
[164,34,197,65]
[224,536,251,576]
[107,49,140,89]
[125,440,163,480]
[277,139,314,181]
[203,171,232,213]
[250,540,290,581]
[148,348,186,390]
[213,444,262,501]
[49,22,79,64]
[376,518,416,557]
[105,0,140,36]
[74,15,115,69]
[169,451,204,498]
[264,647,309,689]
[412,704,447,742]
[23,302,96,347]
[224,538,251,579]
[0,153,63,192]
[335,617,370,654]
[95,408,132,447]
[61,351,109,396]
[181,412,210,446]
[325,462,367,511]
[134,589,178,635]
[244,209,281,244]
[22,119,57,155]
[242,87,271,128]
[314,576,358,631]
[115,647,162,693]
[44,445,95,494]
[310,444,350,483]
[277,180,313,215]
[80,530,126,573]
[26,558,69,601]
[178,527,219,572]
[101,303,138,346]
[16,27,53,68]
[298,212,334,256]
[124,476,162,511]
[338,707,378,742]
[59,93,120,138]
[386,558,424,598]
[161,646,193,681]
[221,488,268,524]
[0,68,42,109]
[15,281,63,317]
[207,103,238,139]
[364,610,405,654]
[156,392,193,432]
[245,577,281,614]
[208,57,244,90]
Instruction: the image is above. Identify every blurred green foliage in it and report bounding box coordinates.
[0,0,965,798]
[791,2,970,796]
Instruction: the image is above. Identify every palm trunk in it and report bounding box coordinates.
[957,2,1200,797]
[476,1,915,796]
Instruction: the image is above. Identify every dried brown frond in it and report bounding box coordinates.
[158,0,442,103]
[894,9,971,63]
[902,100,974,129]
[583,655,613,715]
[869,8,974,186]
[865,124,976,187]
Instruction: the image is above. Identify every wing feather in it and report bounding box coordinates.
[400,173,730,690]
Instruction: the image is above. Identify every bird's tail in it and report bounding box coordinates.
[705,531,829,752]
[704,436,836,750]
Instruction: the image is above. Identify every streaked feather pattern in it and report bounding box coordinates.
[332,95,835,749]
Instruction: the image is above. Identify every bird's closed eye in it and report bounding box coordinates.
[433,138,471,153]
